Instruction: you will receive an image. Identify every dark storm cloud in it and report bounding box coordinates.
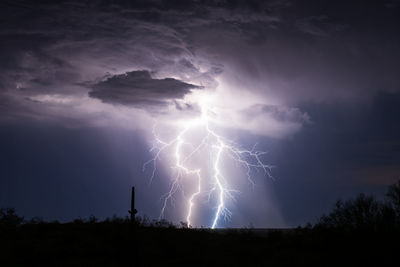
[178,0,400,104]
[2,0,398,110]
[89,70,201,108]
[0,0,282,120]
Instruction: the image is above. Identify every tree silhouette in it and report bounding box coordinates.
[317,180,400,231]
[0,208,24,227]
[386,180,400,216]
[317,194,381,231]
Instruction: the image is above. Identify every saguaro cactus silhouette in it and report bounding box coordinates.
[129,186,138,221]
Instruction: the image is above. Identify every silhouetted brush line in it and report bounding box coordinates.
[1,181,400,266]
[315,180,400,232]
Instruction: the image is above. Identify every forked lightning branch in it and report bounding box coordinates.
[143,99,273,228]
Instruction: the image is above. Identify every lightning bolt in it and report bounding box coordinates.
[143,101,273,228]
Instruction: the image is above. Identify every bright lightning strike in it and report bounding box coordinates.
[143,96,273,228]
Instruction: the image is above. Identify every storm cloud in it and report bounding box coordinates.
[2,0,398,121]
[89,70,201,109]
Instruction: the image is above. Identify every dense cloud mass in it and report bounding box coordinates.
[89,70,201,109]
[1,0,399,122]
[0,0,400,227]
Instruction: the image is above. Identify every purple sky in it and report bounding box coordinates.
[0,0,400,227]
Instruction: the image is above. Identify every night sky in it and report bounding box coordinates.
[1,0,400,228]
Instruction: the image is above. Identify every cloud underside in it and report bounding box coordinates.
[0,0,399,138]
[89,70,201,109]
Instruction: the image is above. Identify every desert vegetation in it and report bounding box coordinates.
[1,181,399,266]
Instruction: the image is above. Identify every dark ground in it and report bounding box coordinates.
[0,222,398,266]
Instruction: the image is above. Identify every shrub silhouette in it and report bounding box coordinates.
[317,194,382,231]
[317,180,400,231]
[0,208,24,227]
[386,180,400,217]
